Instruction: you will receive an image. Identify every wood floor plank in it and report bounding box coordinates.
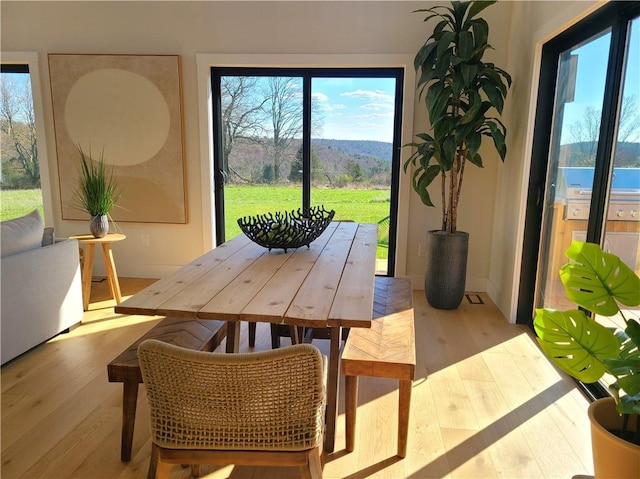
[1,280,595,479]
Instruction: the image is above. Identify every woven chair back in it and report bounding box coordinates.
[138,340,326,452]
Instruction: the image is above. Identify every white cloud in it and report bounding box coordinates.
[360,102,394,111]
[340,89,394,102]
[312,92,329,102]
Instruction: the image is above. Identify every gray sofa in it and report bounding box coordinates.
[1,210,84,365]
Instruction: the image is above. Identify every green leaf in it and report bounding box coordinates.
[427,82,452,124]
[437,31,457,58]
[561,241,640,316]
[615,394,640,415]
[435,48,454,78]
[468,152,483,167]
[459,90,482,125]
[470,18,489,48]
[487,121,507,160]
[415,42,437,72]
[451,1,471,27]
[480,78,504,113]
[603,358,640,381]
[458,31,474,59]
[534,308,620,383]
[626,319,640,348]
[494,65,513,87]
[460,63,479,88]
[465,131,482,158]
[441,136,456,170]
[482,66,508,96]
[412,165,440,207]
[466,0,497,23]
[417,67,437,92]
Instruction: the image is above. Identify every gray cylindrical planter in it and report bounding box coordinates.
[424,230,469,310]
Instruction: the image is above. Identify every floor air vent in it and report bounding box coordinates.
[465,293,484,305]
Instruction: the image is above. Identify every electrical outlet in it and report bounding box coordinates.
[418,243,426,257]
[141,234,150,246]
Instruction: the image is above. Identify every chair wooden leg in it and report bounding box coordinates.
[270,323,281,349]
[190,464,201,477]
[156,462,172,479]
[148,443,160,479]
[397,379,412,458]
[121,381,139,461]
[248,322,256,347]
[345,375,358,452]
[302,446,323,479]
[289,325,300,344]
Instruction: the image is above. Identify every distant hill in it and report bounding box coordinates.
[312,139,393,163]
[228,138,394,186]
[559,141,640,167]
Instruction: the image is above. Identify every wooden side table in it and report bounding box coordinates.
[71,233,126,311]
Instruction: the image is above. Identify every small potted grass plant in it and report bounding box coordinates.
[534,241,640,478]
[73,145,119,238]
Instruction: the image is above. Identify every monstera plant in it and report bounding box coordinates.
[534,241,640,476]
[534,241,640,418]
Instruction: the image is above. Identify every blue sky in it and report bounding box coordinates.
[312,77,397,143]
[560,17,640,145]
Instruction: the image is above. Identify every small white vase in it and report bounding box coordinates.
[90,215,109,238]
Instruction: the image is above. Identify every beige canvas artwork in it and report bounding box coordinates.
[49,54,187,223]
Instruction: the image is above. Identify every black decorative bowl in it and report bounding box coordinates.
[238,206,335,252]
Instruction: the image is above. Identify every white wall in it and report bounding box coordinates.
[488,0,605,321]
[0,0,605,321]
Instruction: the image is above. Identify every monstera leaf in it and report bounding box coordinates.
[603,319,640,415]
[534,308,620,383]
[560,241,640,316]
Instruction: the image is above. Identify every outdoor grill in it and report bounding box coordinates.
[557,167,640,272]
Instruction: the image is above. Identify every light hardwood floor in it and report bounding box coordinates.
[1,278,594,479]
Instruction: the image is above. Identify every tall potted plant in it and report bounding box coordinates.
[72,145,119,238]
[405,0,511,309]
[534,241,640,478]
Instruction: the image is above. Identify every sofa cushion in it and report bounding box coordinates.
[1,209,44,258]
[42,227,55,247]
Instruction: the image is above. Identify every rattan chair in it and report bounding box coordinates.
[138,339,326,479]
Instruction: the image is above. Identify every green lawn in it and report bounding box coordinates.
[0,189,44,222]
[224,185,390,258]
[0,186,391,258]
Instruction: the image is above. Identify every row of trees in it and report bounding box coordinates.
[2,73,637,192]
[0,75,40,189]
[221,76,322,183]
[565,95,640,168]
[220,76,392,187]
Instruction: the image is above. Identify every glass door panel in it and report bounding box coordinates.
[310,77,397,275]
[535,30,612,311]
[218,75,303,240]
[601,16,640,329]
[213,68,402,275]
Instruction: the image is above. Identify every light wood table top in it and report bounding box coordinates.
[115,222,376,328]
[115,221,378,452]
[71,233,126,244]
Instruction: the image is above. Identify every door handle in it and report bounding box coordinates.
[217,169,228,188]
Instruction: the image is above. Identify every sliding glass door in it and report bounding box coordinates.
[211,68,403,275]
[518,2,640,397]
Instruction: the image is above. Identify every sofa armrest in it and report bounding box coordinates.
[1,238,83,364]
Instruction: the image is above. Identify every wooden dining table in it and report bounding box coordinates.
[115,221,377,452]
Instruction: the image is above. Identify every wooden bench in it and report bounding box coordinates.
[107,316,227,462]
[341,276,415,458]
